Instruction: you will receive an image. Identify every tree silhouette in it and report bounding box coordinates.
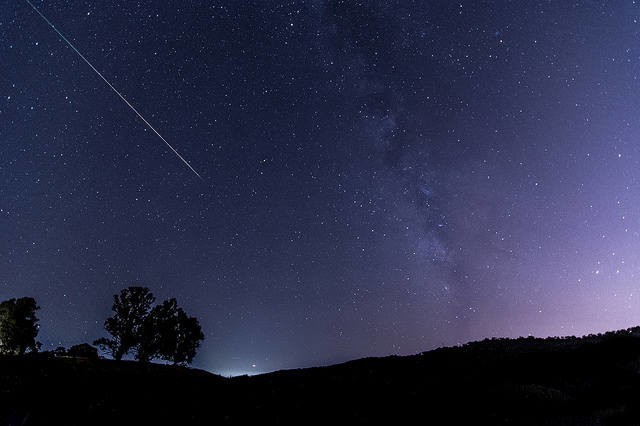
[68,343,99,359]
[135,298,176,362]
[94,286,155,360]
[97,287,204,365]
[136,298,204,365]
[0,297,40,355]
[133,300,165,362]
[170,308,204,365]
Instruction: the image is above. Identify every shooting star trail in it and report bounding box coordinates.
[24,0,203,180]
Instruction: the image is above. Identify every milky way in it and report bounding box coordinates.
[2,1,640,375]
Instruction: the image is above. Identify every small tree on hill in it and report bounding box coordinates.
[135,298,204,365]
[170,308,204,365]
[94,286,155,360]
[135,312,158,363]
[0,297,40,355]
[68,343,99,359]
[97,287,204,365]
[135,298,177,362]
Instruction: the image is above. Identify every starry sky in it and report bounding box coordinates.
[2,0,640,375]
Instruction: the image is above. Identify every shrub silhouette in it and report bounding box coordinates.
[0,297,40,355]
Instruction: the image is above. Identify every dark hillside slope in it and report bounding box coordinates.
[5,329,640,425]
[231,331,640,425]
[0,357,224,425]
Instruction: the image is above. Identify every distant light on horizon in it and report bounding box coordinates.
[218,369,265,378]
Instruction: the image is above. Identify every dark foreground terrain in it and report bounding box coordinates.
[5,328,640,425]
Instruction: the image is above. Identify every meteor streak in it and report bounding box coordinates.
[24,0,203,180]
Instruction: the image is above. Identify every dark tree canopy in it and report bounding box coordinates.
[94,286,155,360]
[171,309,204,365]
[0,297,40,355]
[97,287,204,365]
[136,298,178,362]
[137,298,204,365]
[68,343,99,359]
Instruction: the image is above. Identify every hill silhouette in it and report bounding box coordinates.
[5,328,640,425]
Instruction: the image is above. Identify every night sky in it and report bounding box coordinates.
[2,0,640,375]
